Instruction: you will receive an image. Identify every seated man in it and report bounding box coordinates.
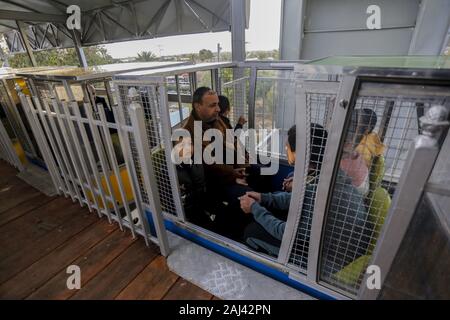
[240,124,369,266]
[178,87,252,238]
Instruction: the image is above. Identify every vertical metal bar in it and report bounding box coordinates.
[52,99,91,211]
[175,74,184,125]
[104,80,116,112]
[190,72,197,92]
[230,0,246,62]
[16,21,37,67]
[128,99,170,256]
[112,104,140,240]
[97,102,134,232]
[359,105,449,299]
[34,96,72,198]
[157,84,186,221]
[62,101,101,217]
[84,101,122,228]
[247,66,257,129]
[306,75,357,282]
[43,97,81,203]
[277,79,309,265]
[20,93,62,194]
[71,29,88,68]
[71,100,113,222]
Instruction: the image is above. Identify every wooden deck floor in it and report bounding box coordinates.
[0,160,217,300]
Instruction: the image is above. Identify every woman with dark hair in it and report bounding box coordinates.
[355,108,385,168]
[218,95,247,130]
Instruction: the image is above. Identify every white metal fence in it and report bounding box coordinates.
[18,78,169,255]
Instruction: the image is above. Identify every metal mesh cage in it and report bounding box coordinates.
[254,70,298,158]
[221,76,249,128]
[287,91,335,272]
[117,83,178,216]
[318,81,450,296]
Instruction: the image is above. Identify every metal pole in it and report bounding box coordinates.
[71,29,88,68]
[16,21,37,67]
[128,94,170,256]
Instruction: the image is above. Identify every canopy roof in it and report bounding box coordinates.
[0,0,250,53]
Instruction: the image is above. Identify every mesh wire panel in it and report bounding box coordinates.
[318,83,449,296]
[117,83,178,215]
[0,81,34,154]
[221,77,249,128]
[254,70,297,158]
[288,92,335,272]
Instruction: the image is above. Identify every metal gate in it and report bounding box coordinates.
[18,78,169,255]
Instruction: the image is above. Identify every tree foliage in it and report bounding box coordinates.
[198,49,214,62]
[6,45,115,68]
[135,50,158,62]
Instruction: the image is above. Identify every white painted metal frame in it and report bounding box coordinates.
[359,103,450,299]
[18,76,169,253]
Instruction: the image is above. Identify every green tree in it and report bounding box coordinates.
[198,49,214,62]
[135,51,158,62]
[6,45,114,68]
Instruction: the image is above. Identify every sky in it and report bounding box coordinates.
[103,0,281,58]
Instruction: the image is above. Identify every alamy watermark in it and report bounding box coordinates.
[366,264,381,290]
[66,5,81,30]
[66,265,81,290]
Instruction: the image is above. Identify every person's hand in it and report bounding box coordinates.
[246,191,261,203]
[282,177,294,192]
[240,195,255,214]
[236,177,248,186]
[234,168,248,178]
[238,115,247,126]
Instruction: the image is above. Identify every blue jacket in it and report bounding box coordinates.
[248,171,369,267]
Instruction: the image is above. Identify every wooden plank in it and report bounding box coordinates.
[0,181,41,213]
[115,256,179,300]
[0,197,85,260]
[27,229,136,300]
[163,278,213,300]
[0,220,117,299]
[0,209,98,284]
[0,193,54,227]
[211,296,221,300]
[70,240,160,300]
[0,161,19,184]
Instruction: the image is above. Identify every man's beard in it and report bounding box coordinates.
[206,115,218,124]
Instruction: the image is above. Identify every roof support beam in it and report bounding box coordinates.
[16,20,37,67]
[279,0,306,60]
[408,0,450,55]
[0,10,66,23]
[71,29,88,68]
[231,0,246,62]
[141,0,171,37]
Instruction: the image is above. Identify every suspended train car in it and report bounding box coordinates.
[111,57,449,299]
